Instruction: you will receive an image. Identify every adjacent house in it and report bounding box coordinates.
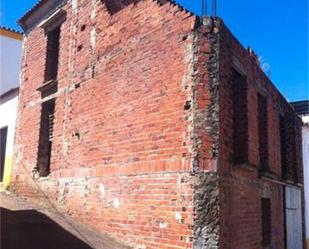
[0,27,22,189]
[12,0,304,248]
[291,100,309,249]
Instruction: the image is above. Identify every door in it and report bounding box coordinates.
[285,186,303,249]
[0,127,8,181]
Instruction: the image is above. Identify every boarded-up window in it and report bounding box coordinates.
[44,26,61,82]
[37,99,55,177]
[258,94,268,170]
[261,198,271,246]
[286,114,298,182]
[280,113,298,182]
[280,115,288,179]
[232,69,248,164]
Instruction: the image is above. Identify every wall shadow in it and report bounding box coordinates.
[1,207,93,249]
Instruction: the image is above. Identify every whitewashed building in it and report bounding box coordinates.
[0,27,23,188]
[291,100,309,249]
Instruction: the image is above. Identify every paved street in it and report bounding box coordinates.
[0,191,130,249]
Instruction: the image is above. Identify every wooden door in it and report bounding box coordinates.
[285,186,303,249]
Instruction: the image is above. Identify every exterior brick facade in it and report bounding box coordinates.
[12,1,303,248]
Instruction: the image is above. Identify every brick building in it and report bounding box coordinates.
[12,0,304,248]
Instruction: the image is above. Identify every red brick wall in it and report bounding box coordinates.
[217,20,302,181]
[13,1,199,248]
[217,20,303,249]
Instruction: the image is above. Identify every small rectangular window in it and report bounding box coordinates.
[261,198,271,246]
[258,93,268,171]
[232,69,248,164]
[37,99,55,177]
[44,26,61,82]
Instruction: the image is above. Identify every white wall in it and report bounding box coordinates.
[0,31,22,188]
[0,34,22,94]
[0,94,19,158]
[302,116,309,241]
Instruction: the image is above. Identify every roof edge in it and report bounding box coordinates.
[0,27,23,40]
[19,0,196,33]
[290,100,309,116]
[18,0,67,33]
[0,87,19,104]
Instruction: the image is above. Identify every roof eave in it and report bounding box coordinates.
[18,0,67,33]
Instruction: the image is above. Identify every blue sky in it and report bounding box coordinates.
[1,0,308,101]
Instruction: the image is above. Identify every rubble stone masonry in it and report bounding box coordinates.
[12,0,303,248]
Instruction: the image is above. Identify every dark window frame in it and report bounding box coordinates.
[280,113,298,182]
[36,99,55,177]
[232,68,248,164]
[261,198,272,247]
[280,115,288,179]
[44,25,61,83]
[257,93,269,171]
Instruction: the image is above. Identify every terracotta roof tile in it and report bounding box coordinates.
[0,26,23,35]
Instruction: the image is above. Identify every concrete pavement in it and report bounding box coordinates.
[0,190,131,249]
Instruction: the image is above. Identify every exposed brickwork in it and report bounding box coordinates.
[217,20,303,249]
[12,1,303,249]
[14,1,198,248]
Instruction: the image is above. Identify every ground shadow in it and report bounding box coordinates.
[1,207,93,249]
